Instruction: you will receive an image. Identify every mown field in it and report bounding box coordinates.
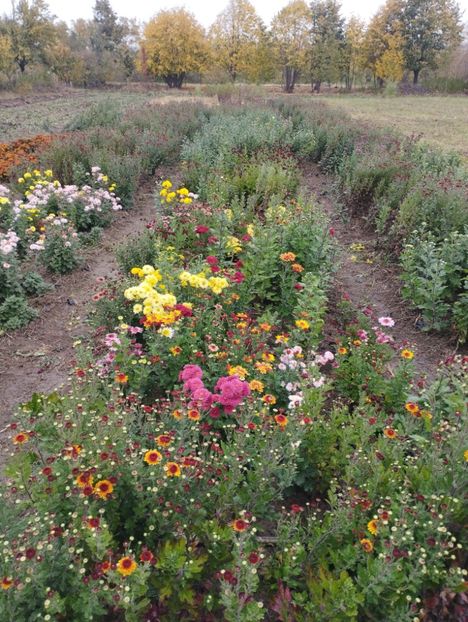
[0,91,467,622]
[321,94,468,160]
[0,89,155,141]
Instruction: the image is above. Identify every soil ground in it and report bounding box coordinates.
[302,163,465,377]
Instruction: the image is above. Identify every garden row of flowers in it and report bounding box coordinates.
[0,167,122,330]
[0,100,214,332]
[1,104,467,622]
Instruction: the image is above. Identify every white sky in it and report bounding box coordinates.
[0,0,465,29]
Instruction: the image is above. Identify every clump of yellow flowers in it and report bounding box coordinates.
[124,265,229,328]
[179,270,229,294]
[159,180,193,205]
[125,265,181,326]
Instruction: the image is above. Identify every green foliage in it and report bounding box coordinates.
[0,293,37,330]
[41,226,81,274]
[401,232,468,335]
[21,271,52,296]
[65,100,123,131]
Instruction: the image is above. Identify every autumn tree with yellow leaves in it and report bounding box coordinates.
[271,1,313,93]
[363,0,404,85]
[140,9,209,88]
[209,0,265,82]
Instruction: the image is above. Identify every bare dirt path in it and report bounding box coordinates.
[303,163,465,378]
[0,170,173,436]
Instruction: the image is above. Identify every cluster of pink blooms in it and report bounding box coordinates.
[179,364,251,415]
[0,230,19,256]
[375,316,395,344]
[96,328,144,376]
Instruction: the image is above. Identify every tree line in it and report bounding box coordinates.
[0,0,464,92]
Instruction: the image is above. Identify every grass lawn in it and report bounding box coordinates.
[0,90,154,141]
[321,94,468,160]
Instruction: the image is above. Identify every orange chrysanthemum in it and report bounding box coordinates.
[232,518,248,532]
[280,252,296,262]
[155,435,172,447]
[360,538,374,553]
[115,372,128,384]
[367,519,378,536]
[117,556,137,576]
[383,428,397,439]
[274,414,288,427]
[76,472,94,488]
[1,577,13,590]
[144,449,162,465]
[405,402,420,416]
[248,379,264,392]
[187,409,200,421]
[13,432,29,445]
[94,479,114,499]
[164,462,181,477]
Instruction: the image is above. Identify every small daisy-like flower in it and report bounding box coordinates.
[76,472,94,488]
[262,394,277,405]
[405,402,420,416]
[187,409,200,421]
[291,263,304,273]
[115,372,128,384]
[360,538,374,553]
[144,449,162,465]
[367,519,378,535]
[337,347,348,355]
[232,518,248,532]
[401,349,414,360]
[383,428,397,439]
[155,435,172,447]
[117,556,137,576]
[86,517,100,529]
[295,319,310,330]
[13,432,29,444]
[1,577,13,590]
[94,479,114,499]
[274,414,288,427]
[164,462,181,477]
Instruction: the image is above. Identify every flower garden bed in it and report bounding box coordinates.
[0,105,466,622]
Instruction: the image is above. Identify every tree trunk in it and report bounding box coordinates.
[313,80,321,93]
[413,69,420,85]
[18,58,27,73]
[283,66,295,93]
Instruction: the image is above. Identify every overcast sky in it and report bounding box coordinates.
[0,0,467,27]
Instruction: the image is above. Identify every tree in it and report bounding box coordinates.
[309,0,346,92]
[363,0,404,86]
[209,0,264,82]
[1,0,57,73]
[342,16,365,90]
[0,35,17,82]
[400,0,463,84]
[271,1,313,93]
[140,9,209,88]
[92,0,123,54]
